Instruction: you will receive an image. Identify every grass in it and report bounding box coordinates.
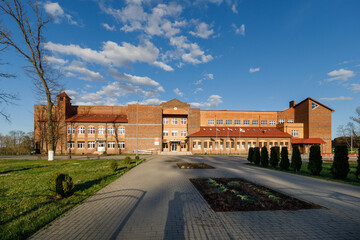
[0,158,145,240]
[246,161,360,186]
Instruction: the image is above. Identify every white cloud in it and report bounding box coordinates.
[326,68,355,82]
[190,95,223,108]
[173,88,183,97]
[194,88,203,94]
[320,96,353,101]
[194,73,214,85]
[64,61,103,81]
[152,61,174,71]
[127,98,165,105]
[350,84,360,92]
[44,2,78,25]
[45,55,68,65]
[207,73,214,79]
[108,68,162,88]
[231,4,238,13]
[190,22,214,39]
[249,67,260,73]
[232,23,245,36]
[102,23,115,31]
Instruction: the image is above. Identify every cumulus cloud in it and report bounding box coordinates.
[194,73,214,85]
[326,68,355,82]
[43,2,78,25]
[190,22,214,39]
[128,98,165,105]
[173,88,183,97]
[64,61,103,81]
[45,55,68,65]
[350,84,360,92]
[320,96,353,101]
[232,23,245,36]
[249,67,260,73]
[102,23,116,31]
[190,95,223,108]
[108,68,162,87]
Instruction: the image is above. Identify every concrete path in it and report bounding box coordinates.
[30,155,360,240]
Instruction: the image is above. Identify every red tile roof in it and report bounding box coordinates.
[291,138,326,144]
[65,114,128,123]
[188,127,292,138]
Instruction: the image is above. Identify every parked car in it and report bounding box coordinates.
[30,149,40,155]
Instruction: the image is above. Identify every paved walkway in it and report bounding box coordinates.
[31,156,360,240]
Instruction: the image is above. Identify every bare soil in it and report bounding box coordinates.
[177,163,215,169]
[190,178,322,212]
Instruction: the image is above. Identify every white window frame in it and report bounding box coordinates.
[172,118,178,124]
[163,130,169,137]
[192,142,196,149]
[244,120,250,125]
[252,120,258,125]
[217,120,223,125]
[98,127,105,135]
[118,141,125,149]
[163,143,169,149]
[88,141,95,149]
[269,120,276,125]
[261,120,267,125]
[288,119,294,123]
[234,120,241,125]
[208,120,215,125]
[67,127,75,134]
[181,130,187,137]
[77,142,85,149]
[312,102,319,110]
[171,130,178,137]
[181,118,187,125]
[292,130,299,137]
[108,127,115,135]
[78,127,85,134]
[118,127,125,135]
[163,118,169,124]
[198,142,201,149]
[67,142,74,149]
[279,119,285,124]
[226,120,232,125]
[242,142,245,149]
[108,141,115,149]
[88,127,95,135]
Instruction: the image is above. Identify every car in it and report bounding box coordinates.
[30,149,40,155]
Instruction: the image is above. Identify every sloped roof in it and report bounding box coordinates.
[294,97,334,112]
[188,127,292,138]
[65,114,128,123]
[291,138,326,144]
[57,92,71,99]
[161,98,189,107]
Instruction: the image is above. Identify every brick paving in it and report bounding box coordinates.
[30,155,360,240]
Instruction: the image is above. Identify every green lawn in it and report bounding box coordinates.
[0,158,145,240]
[247,161,360,187]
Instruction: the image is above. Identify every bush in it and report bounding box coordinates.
[260,147,269,167]
[280,147,290,170]
[247,147,254,163]
[308,145,322,175]
[48,172,74,197]
[252,147,260,165]
[270,147,280,168]
[356,147,360,180]
[135,155,140,160]
[124,156,132,164]
[290,146,302,172]
[110,160,118,173]
[331,145,350,179]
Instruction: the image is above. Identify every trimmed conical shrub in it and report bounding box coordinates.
[355,147,360,180]
[291,146,302,172]
[248,147,254,163]
[331,145,350,179]
[280,147,290,170]
[270,146,280,168]
[308,145,322,175]
[260,146,269,167]
[253,147,260,165]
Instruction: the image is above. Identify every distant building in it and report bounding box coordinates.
[34,92,333,155]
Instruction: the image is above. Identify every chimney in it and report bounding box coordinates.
[289,100,295,108]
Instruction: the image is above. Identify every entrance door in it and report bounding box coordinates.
[98,142,105,151]
[171,143,177,152]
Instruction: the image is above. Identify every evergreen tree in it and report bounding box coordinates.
[280,147,290,170]
[270,146,280,168]
[253,147,260,165]
[331,145,350,179]
[291,146,302,172]
[260,146,269,167]
[247,147,254,163]
[355,147,360,180]
[308,145,322,175]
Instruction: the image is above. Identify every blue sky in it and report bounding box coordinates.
[0,0,359,138]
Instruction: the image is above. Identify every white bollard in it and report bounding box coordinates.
[48,150,54,161]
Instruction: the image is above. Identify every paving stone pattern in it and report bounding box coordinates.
[31,156,360,240]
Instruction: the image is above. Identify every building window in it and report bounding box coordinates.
[181,144,186,149]
[231,142,234,149]
[171,131,178,137]
[163,131,169,137]
[192,142,196,149]
[242,142,245,149]
[88,141,95,149]
[67,127,75,134]
[269,120,276,125]
[181,118,187,125]
[226,142,229,149]
[204,142,208,149]
[252,120,258,125]
[209,142,213,149]
[226,120,232,125]
[198,142,202,149]
[208,120,214,125]
[244,120,250,125]
[118,141,125,149]
[108,141,115,149]
[172,118,178,124]
[217,120,223,125]
[78,127,85,134]
[292,130,299,137]
[163,118,169,124]
[88,127,95,135]
[108,127,115,135]
[181,130,187,137]
[163,143,168,149]
[98,127,105,134]
[234,120,241,125]
[220,142,223,149]
[77,142,85,149]
[279,119,285,124]
[261,120,267,125]
[248,143,251,149]
[312,102,319,110]
[118,127,125,135]
[67,142,74,149]
[287,119,294,123]
[253,142,256,148]
[215,142,219,149]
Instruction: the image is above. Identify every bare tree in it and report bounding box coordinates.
[0,61,17,121]
[0,0,61,160]
[351,106,360,125]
